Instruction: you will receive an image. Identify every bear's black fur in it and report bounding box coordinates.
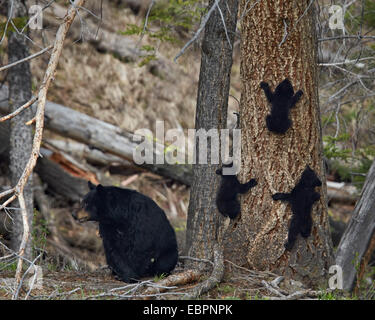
[78,182,178,282]
[260,78,303,134]
[272,166,322,251]
[216,162,257,219]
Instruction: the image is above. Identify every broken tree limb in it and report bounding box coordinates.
[36,148,95,201]
[0,86,193,186]
[335,159,375,291]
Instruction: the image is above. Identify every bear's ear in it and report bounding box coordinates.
[216,168,222,175]
[88,181,96,190]
[96,184,104,192]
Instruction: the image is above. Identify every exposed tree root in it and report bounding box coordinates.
[144,270,201,295]
[183,243,224,299]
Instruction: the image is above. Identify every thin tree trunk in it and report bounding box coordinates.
[185,0,238,264]
[335,159,375,291]
[223,0,334,287]
[8,0,33,259]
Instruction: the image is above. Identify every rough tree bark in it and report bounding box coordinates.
[223,0,334,287]
[185,0,238,264]
[335,159,375,291]
[7,0,33,259]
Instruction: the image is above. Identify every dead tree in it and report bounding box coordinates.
[335,159,375,291]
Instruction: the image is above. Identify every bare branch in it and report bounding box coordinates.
[0,188,15,200]
[0,97,37,123]
[0,194,17,212]
[216,1,232,49]
[295,0,315,26]
[174,0,220,62]
[13,192,30,289]
[0,45,53,73]
[20,0,56,34]
[318,57,375,67]
[278,19,289,47]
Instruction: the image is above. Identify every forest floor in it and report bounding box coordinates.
[0,1,374,301]
[0,262,355,300]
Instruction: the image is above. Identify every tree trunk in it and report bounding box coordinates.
[335,159,375,291]
[223,0,334,287]
[7,0,33,259]
[185,0,238,264]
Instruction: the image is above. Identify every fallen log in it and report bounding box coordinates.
[46,139,131,167]
[327,181,358,204]
[0,122,96,201]
[0,86,193,186]
[36,148,96,201]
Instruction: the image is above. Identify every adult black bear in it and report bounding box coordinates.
[272,166,322,251]
[216,162,257,219]
[75,182,178,283]
[260,78,303,134]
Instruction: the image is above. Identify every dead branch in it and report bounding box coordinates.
[0,97,37,123]
[13,193,30,287]
[0,45,53,73]
[261,280,286,298]
[174,0,220,62]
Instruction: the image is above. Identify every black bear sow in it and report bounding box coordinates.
[260,78,303,134]
[216,162,257,219]
[77,182,178,283]
[272,166,322,251]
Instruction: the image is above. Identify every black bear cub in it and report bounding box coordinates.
[272,166,322,251]
[76,182,178,283]
[260,78,303,134]
[216,162,257,219]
